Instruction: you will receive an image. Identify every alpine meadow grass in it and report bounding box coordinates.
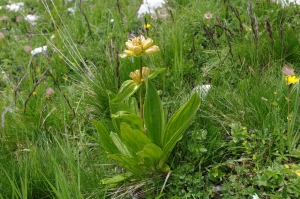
[1,0,300,198]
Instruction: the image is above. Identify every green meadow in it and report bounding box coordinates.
[1,0,300,198]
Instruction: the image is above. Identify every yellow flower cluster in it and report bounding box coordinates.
[284,75,299,85]
[129,67,150,83]
[122,35,159,57]
[283,163,300,177]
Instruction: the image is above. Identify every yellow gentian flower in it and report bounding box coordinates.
[284,75,299,85]
[295,170,300,176]
[129,67,150,83]
[121,35,159,57]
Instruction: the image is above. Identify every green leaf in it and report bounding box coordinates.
[111,111,144,132]
[148,68,166,80]
[108,154,146,175]
[107,90,132,135]
[266,194,282,199]
[120,122,152,155]
[290,149,300,158]
[144,78,165,147]
[230,122,247,143]
[127,97,139,115]
[110,132,131,156]
[111,80,141,103]
[257,175,268,186]
[137,143,169,172]
[161,93,201,163]
[101,173,133,185]
[92,120,120,154]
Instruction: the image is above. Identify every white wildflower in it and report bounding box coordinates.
[252,193,259,199]
[137,0,167,18]
[24,15,40,25]
[31,46,47,56]
[6,2,24,12]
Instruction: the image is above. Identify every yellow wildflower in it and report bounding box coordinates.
[33,91,37,95]
[121,35,159,57]
[144,23,150,29]
[284,164,290,169]
[284,75,299,85]
[295,170,300,176]
[291,164,297,169]
[129,67,150,83]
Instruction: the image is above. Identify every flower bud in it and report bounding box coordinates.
[129,70,141,83]
[142,67,150,77]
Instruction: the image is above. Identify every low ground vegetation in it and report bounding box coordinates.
[1,0,300,198]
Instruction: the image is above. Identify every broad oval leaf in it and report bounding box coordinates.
[111,80,141,102]
[107,90,132,135]
[127,97,139,115]
[93,120,120,154]
[144,78,165,147]
[148,68,166,80]
[137,143,164,172]
[108,154,146,175]
[110,132,131,157]
[120,122,152,155]
[112,111,144,132]
[101,173,133,185]
[161,93,201,163]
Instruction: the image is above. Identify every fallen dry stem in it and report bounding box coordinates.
[46,69,76,117]
[79,0,94,40]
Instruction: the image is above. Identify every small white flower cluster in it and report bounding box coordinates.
[273,0,300,7]
[0,2,24,12]
[0,2,40,25]
[137,0,167,18]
